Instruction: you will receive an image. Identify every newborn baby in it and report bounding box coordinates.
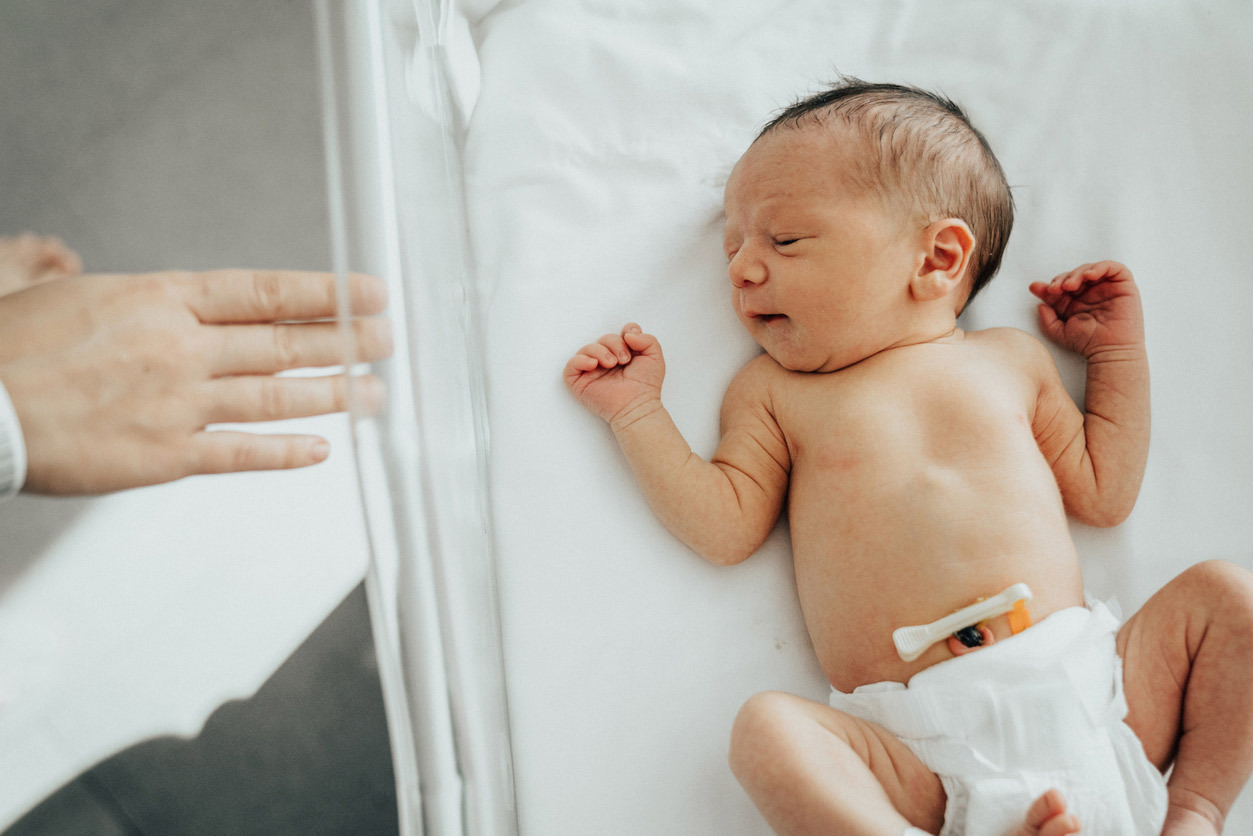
[564,79,1253,836]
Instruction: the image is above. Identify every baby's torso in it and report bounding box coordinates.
[769,330,1085,690]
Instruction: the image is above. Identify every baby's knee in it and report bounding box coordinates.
[728,691,818,784]
[1179,560,1253,622]
[730,692,791,766]
[1165,561,1253,654]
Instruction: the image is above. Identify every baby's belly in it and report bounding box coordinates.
[790,478,1086,691]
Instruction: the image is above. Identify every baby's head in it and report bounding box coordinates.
[723,78,1013,372]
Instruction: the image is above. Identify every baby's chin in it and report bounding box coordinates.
[738,316,870,373]
[755,338,870,374]
[756,342,832,374]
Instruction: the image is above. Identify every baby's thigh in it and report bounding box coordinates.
[729,690,945,830]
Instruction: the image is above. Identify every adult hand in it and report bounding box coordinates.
[0,268,392,494]
[0,232,81,297]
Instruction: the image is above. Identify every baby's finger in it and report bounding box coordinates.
[597,332,632,364]
[1039,275,1071,298]
[562,354,601,387]
[576,341,619,368]
[1042,273,1072,293]
[1060,264,1097,292]
[1086,260,1133,282]
[593,341,622,367]
[623,328,661,357]
[1036,303,1064,338]
[566,353,600,373]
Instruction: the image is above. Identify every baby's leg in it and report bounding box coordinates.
[1118,560,1253,835]
[729,690,945,835]
[730,691,1081,836]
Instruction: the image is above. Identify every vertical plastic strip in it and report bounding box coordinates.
[358,3,467,832]
[313,5,429,835]
[315,2,457,834]
[400,0,518,832]
[402,1,518,834]
[315,1,517,834]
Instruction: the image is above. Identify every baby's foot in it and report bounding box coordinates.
[0,233,82,297]
[1008,789,1080,836]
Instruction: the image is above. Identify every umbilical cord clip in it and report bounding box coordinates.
[891,583,1034,662]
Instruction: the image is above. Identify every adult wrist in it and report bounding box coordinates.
[0,378,27,501]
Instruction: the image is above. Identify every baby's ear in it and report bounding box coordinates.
[911,218,974,303]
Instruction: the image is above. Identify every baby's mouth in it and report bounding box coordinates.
[755,313,787,325]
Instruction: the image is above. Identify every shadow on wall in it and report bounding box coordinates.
[3,585,398,836]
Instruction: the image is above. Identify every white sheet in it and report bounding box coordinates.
[462,2,1253,833]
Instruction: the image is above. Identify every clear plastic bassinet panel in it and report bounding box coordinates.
[316,2,515,834]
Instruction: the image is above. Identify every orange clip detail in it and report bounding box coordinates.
[1008,599,1032,634]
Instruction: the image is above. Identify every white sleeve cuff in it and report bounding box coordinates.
[0,379,28,501]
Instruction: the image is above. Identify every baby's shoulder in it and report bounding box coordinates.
[968,327,1052,368]
[725,352,786,400]
[731,351,788,382]
[964,327,1064,401]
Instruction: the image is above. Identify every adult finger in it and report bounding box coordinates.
[190,430,333,475]
[206,318,394,375]
[202,374,386,424]
[181,269,388,323]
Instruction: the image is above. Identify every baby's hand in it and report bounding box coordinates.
[563,323,665,425]
[1029,261,1144,358]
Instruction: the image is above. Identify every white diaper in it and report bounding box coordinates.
[829,600,1168,836]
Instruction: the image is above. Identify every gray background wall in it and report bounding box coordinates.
[0,2,397,833]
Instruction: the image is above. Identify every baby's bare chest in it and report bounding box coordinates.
[774,361,1040,484]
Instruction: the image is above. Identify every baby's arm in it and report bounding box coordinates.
[1028,261,1150,526]
[564,324,790,564]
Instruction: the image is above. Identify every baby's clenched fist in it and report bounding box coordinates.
[563,322,666,424]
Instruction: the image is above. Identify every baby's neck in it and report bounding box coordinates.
[862,323,964,366]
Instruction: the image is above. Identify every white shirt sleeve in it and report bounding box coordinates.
[0,378,28,501]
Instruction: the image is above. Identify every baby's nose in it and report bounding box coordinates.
[728,250,767,287]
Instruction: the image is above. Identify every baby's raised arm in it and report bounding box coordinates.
[1027,261,1150,526]
[564,324,790,564]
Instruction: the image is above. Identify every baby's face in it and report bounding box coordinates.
[723,127,922,373]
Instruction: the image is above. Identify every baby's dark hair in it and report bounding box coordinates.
[758,78,1014,308]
